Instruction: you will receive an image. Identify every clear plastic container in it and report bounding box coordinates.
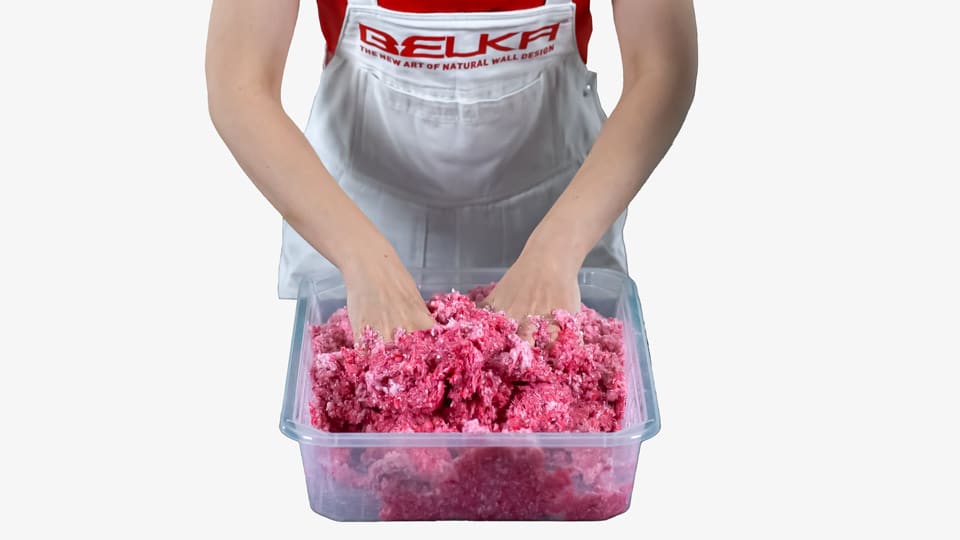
[280,268,660,521]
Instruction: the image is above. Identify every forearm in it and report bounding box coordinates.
[208,92,393,274]
[527,68,695,265]
[206,0,394,275]
[521,0,697,269]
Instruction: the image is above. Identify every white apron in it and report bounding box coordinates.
[279,0,629,298]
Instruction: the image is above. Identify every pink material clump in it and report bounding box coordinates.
[309,285,626,433]
[305,284,632,520]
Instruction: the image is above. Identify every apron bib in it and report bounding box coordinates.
[279,0,628,298]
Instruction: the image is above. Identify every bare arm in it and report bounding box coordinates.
[206,0,433,339]
[484,0,698,320]
[206,0,382,273]
[531,0,698,260]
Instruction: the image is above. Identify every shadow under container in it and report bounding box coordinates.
[280,268,661,521]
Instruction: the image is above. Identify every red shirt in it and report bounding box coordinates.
[316,0,593,63]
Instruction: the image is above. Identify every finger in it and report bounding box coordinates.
[383,326,397,343]
[377,321,399,343]
[416,312,436,332]
[410,300,437,330]
[351,320,385,346]
[353,324,369,347]
[546,319,560,343]
[517,316,535,346]
[349,319,363,345]
[477,288,504,311]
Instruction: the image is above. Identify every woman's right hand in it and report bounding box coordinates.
[341,247,435,344]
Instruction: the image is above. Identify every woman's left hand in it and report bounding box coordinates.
[480,249,581,340]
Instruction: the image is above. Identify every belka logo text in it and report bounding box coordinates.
[358,23,561,59]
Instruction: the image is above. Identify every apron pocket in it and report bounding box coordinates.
[349,69,564,207]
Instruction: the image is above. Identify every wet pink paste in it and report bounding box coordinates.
[307,285,632,520]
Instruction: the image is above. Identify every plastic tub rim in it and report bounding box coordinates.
[279,267,661,448]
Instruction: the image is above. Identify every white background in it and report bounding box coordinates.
[1,1,958,538]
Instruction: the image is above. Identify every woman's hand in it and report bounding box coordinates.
[481,1,697,337]
[341,247,435,343]
[480,245,582,340]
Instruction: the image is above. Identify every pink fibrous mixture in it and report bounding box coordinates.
[306,284,633,520]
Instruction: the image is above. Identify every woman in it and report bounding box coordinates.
[206,0,697,340]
